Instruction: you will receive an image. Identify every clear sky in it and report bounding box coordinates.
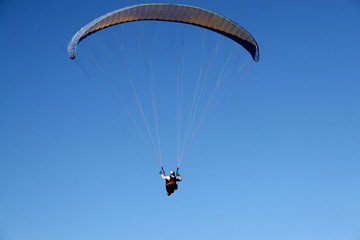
[1,0,360,240]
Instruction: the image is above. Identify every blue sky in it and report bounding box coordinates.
[1,0,360,240]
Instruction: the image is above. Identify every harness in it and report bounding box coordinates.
[166,176,177,185]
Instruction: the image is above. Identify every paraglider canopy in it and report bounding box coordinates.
[68,3,259,62]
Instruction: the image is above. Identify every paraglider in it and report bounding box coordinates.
[67,3,259,195]
[160,170,182,196]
